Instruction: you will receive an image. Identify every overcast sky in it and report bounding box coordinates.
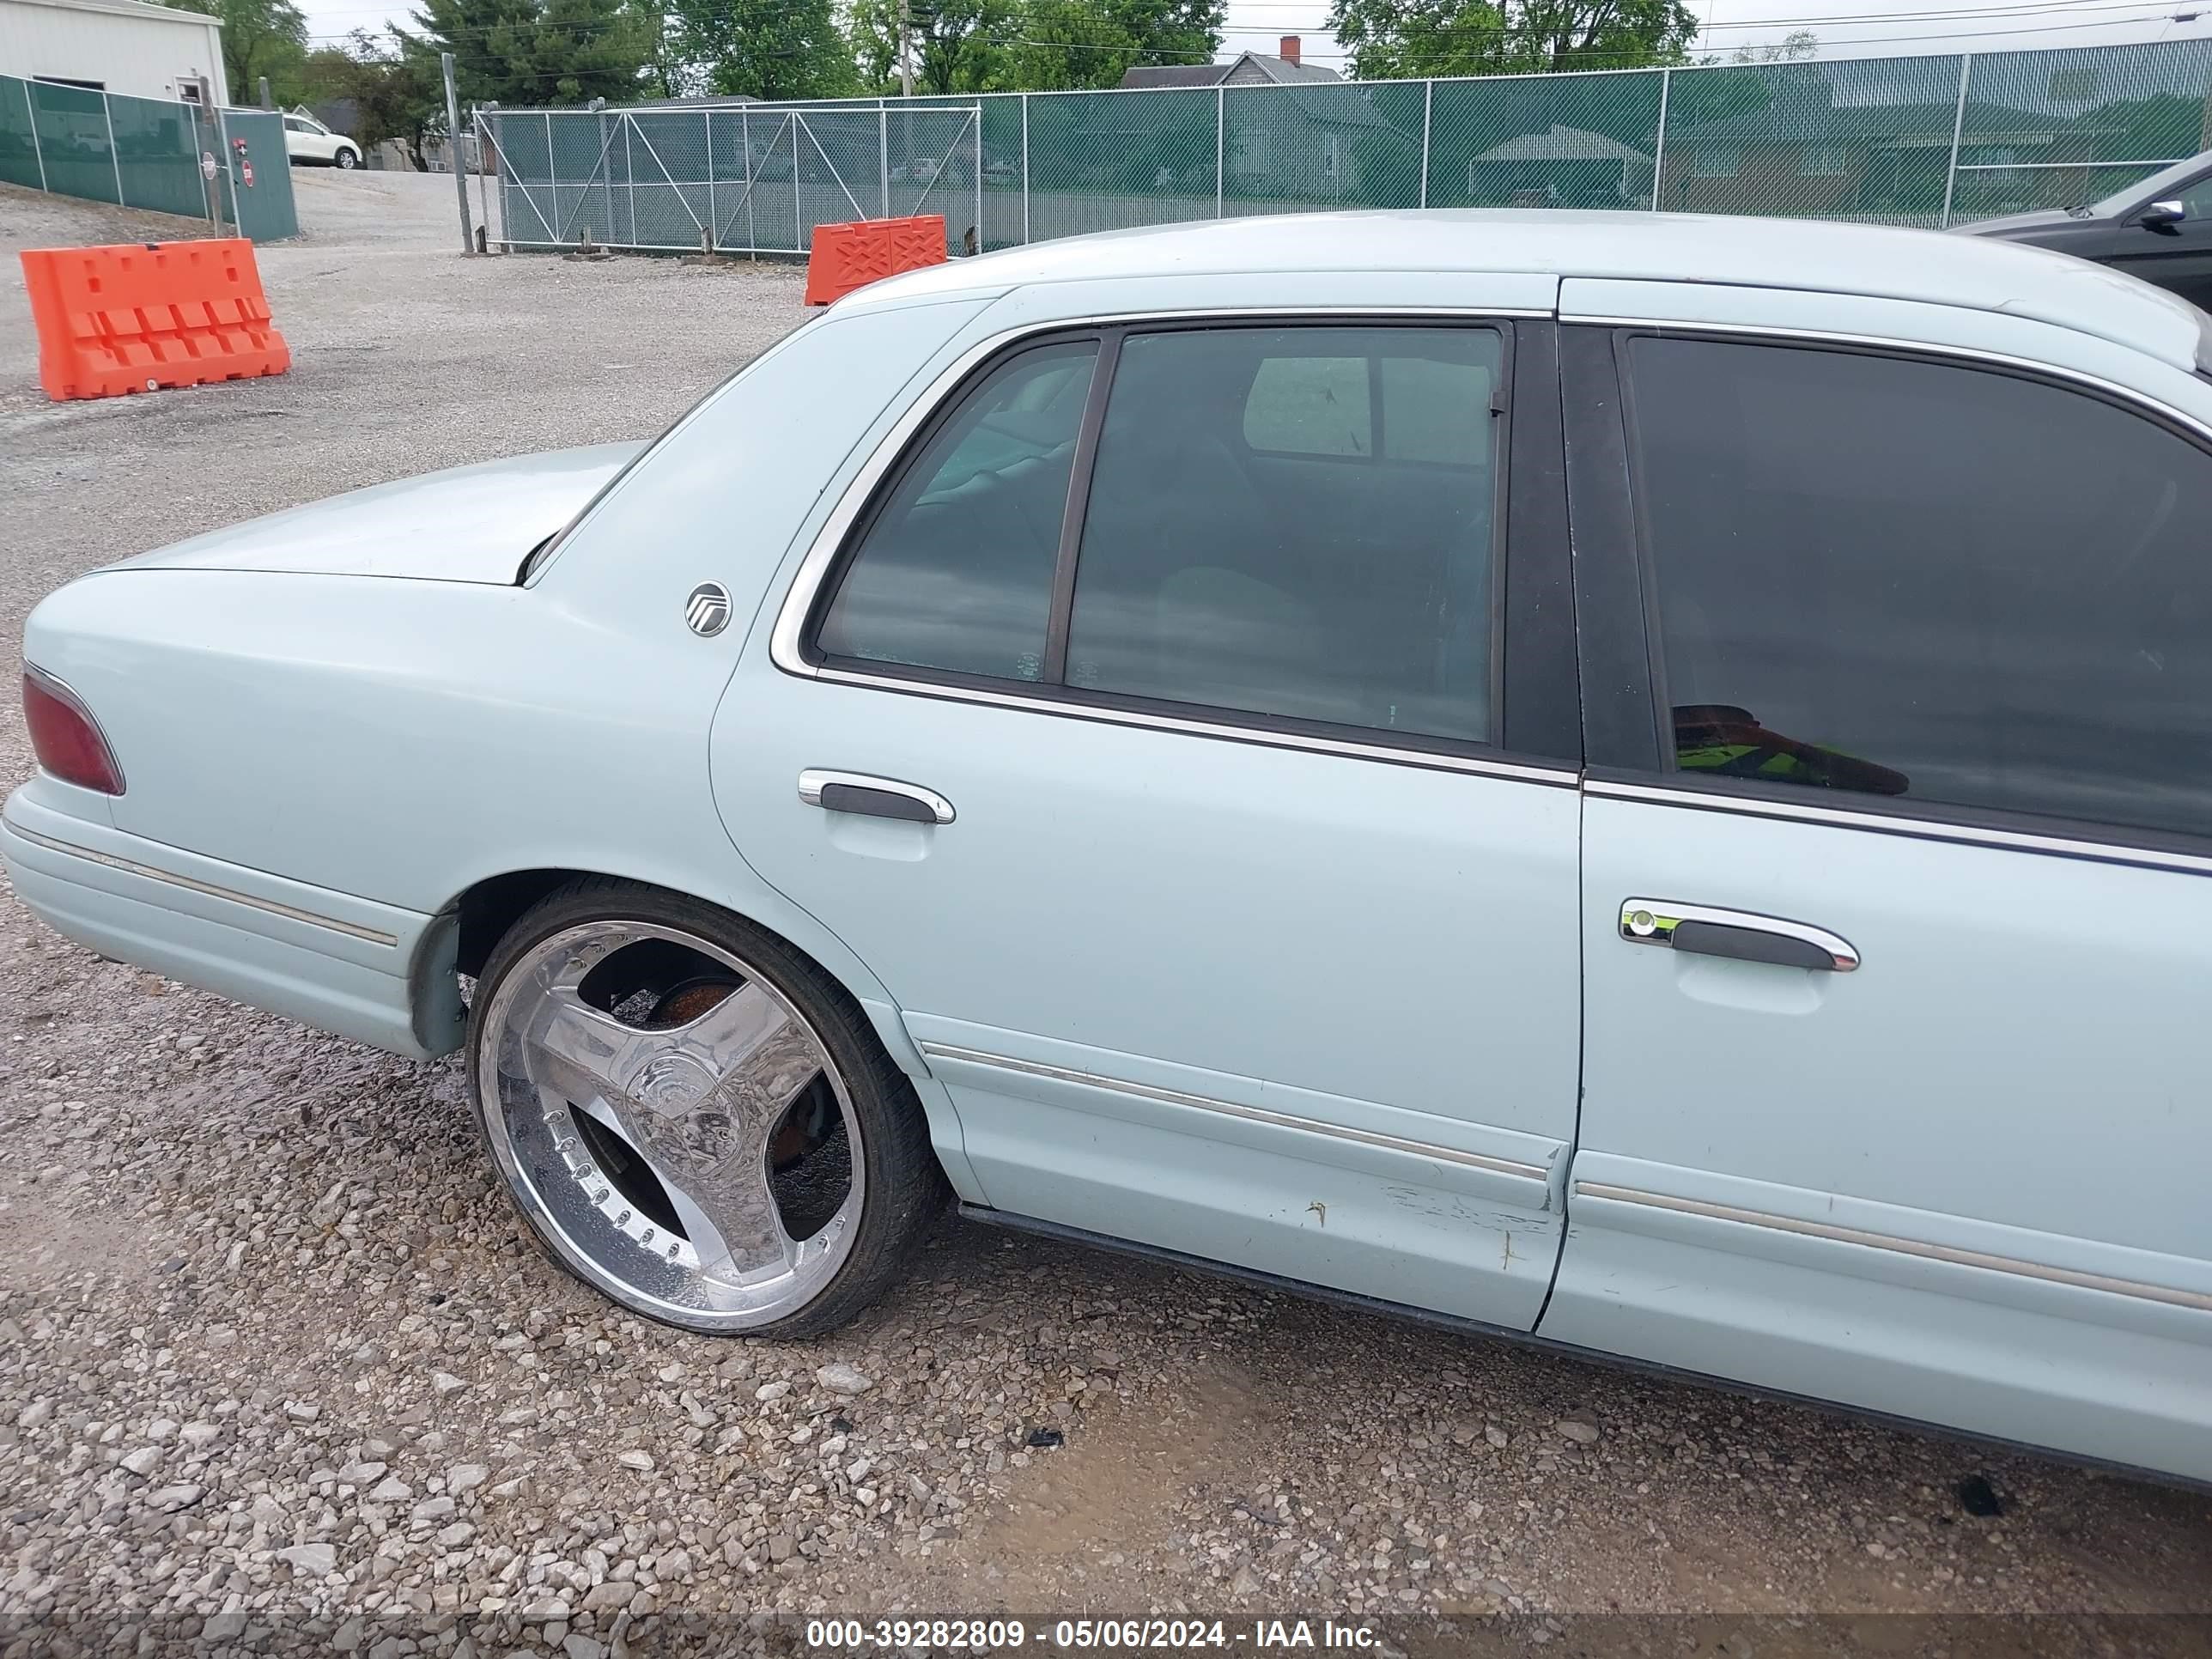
[293,0,2212,73]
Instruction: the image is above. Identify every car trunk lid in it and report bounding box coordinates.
[115,443,647,586]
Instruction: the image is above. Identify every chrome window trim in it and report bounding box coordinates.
[810,665,1577,785]
[1573,1181,2212,1313]
[1588,778,2212,880]
[1618,896,1859,971]
[1559,313,2212,448]
[3,818,401,947]
[919,1040,1553,1184]
[767,307,1576,792]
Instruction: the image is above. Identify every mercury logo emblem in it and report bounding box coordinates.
[684,582,732,637]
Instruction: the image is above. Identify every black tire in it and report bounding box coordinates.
[466,877,949,1337]
[335,148,359,169]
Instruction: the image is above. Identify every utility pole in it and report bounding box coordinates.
[442,52,473,254]
[898,0,914,98]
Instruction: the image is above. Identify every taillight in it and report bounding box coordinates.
[23,669,125,795]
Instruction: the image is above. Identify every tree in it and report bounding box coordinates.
[299,31,442,149]
[671,0,854,100]
[396,0,547,107]
[1327,0,1698,80]
[395,0,647,109]
[530,0,651,102]
[165,0,308,104]
[626,0,689,98]
[848,0,1010,95]
[1720,27,1817,64]
[1006,0,1223,91]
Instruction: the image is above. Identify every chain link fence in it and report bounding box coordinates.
[485,102,986,255]
[487,35,2212,257]
[0,73,299,242]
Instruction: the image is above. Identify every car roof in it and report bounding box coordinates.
[846,209,2212,375]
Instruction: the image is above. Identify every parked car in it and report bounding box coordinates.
[283,109,360,169]
[1954,148,2212,307]
[8,213,2210,1485]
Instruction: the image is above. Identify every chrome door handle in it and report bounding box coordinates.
[798,769,955,825]
[1620,899,1859,972]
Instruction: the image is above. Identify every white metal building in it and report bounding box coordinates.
[0,0,225,104]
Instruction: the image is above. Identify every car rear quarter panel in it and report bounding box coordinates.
[16,297,991,1088]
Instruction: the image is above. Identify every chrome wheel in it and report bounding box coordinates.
[475,919,864,1330]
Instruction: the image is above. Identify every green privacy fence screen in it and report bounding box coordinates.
[486,35,2212,257]
[0,73,299,242]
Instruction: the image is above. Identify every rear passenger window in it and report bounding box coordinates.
[814,341,1095,682]
[1244,356,1371,456]
[1066,325,1503,741]
[1626,336,2212,838]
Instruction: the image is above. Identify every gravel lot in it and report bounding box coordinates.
[1,169,2209,1657]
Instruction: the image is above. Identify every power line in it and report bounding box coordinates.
[298,0,2209,70]
[1220,0,2165,17]
[299,0,2194,28]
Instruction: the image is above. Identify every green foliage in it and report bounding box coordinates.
[395,0,550,107]
[1327,0,1698,79]
[1006,0,1224,91]
[672,0,855,100]
[848,0,1223,95]
[393,0,647,109]
[627,0,688,98]
[299,31,441,148]
[848,0,1009,95]
[531,0,650,102]
[163,0,307,104]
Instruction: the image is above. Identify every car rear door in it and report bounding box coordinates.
[1544,295,2212,1480]
[713,295,1585,1332]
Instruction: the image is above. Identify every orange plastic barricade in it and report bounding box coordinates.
[18,239,289,403]
[804,215,948,307]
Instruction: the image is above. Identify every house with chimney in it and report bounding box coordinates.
[1118,34,1343,91]
[1115,37,1401,204]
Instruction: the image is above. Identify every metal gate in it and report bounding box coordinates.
[485,103,982,258]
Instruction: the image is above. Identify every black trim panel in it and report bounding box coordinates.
[1501,321,1580,763]
[1042,331,1121,685]
[817,781,938,823]
[1559,325,1661,773]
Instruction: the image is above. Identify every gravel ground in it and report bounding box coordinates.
[2,169,2209,1658]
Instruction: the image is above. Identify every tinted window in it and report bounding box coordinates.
[815,342,1095,682]
[2177,172,2212,218]
[1244,356,1370,456]
[1627,336,2212,837]
[1065,325,1504,742]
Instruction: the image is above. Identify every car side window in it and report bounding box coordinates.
[814,341,1097,683]
[1064,325,1504,742]
[1624,334,2212,839]
[2174,172,2212,218]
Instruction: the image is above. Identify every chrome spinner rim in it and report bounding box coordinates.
[476,920,864,1330]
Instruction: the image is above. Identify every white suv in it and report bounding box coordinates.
[283,111,361,169]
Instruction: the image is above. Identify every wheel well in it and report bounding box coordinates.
[453,868,580,978]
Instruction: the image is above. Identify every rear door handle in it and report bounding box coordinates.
[1620,899,1858,972]
[799,769,956,825]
